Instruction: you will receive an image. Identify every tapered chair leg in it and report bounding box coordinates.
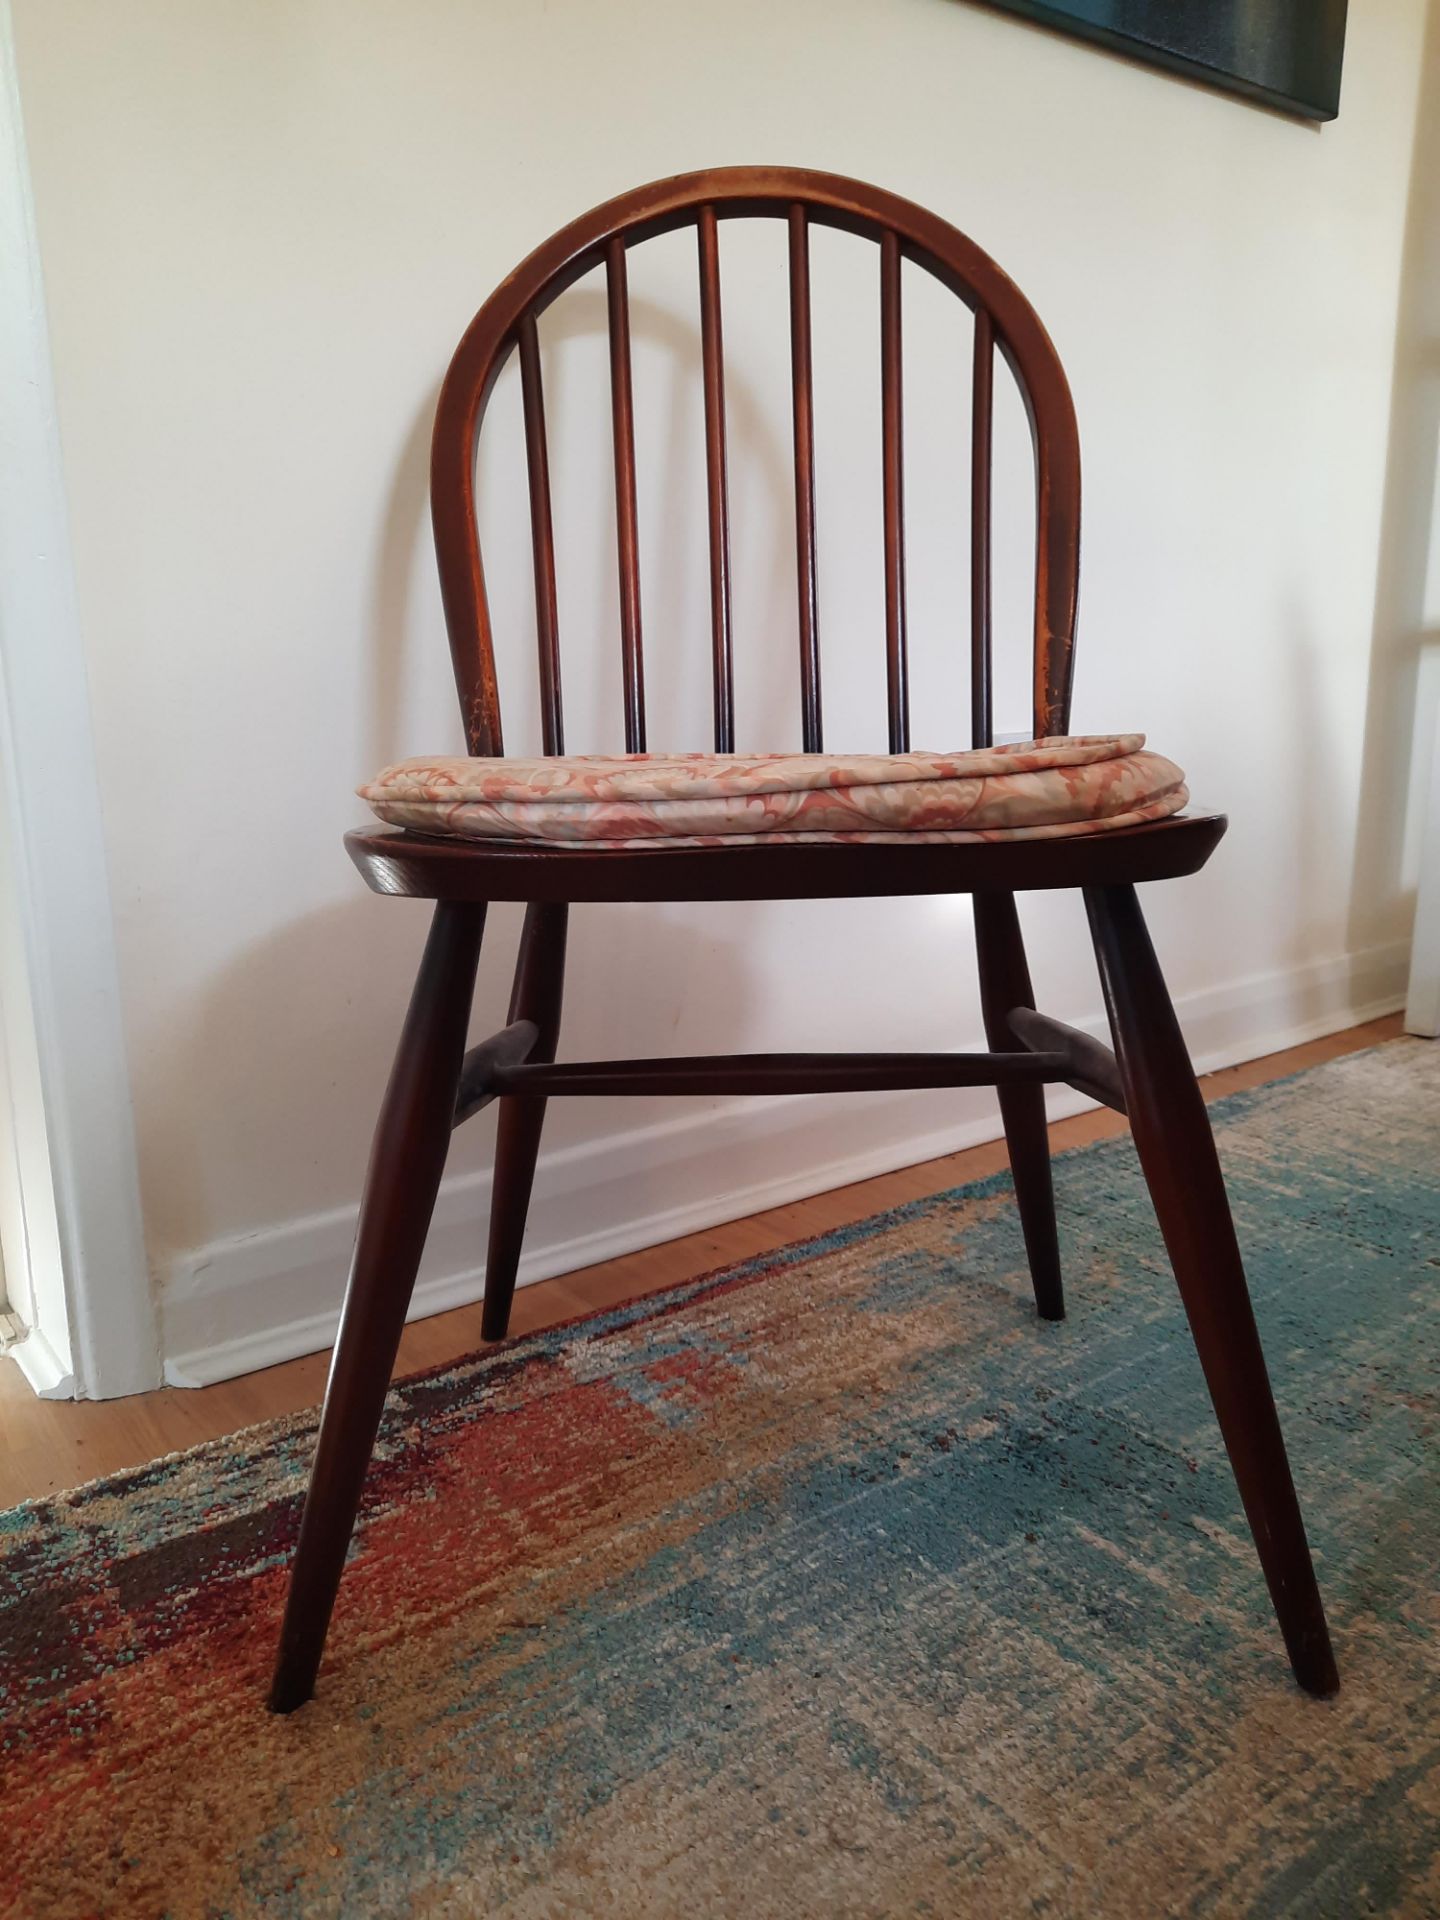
[481,902,569,1341]
[1084,883,1338,1697]
[974,891,1064,1320]
[268,900,486,1713]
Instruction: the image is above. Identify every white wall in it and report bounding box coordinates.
[9,0,1430,1384]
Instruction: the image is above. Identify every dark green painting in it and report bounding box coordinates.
[978,0,1348,120]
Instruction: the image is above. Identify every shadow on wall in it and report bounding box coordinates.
[366,380,440,778]
[1286,610,1348,954]
[365,282,800,771]
[532,285,801,754]
[148,281,810,1270]
[1347,0,1440,955]
[145,890,759,1273]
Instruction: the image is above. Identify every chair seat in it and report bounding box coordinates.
[360,734,1186,847]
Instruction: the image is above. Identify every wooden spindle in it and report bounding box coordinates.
[880,229,908,753]
[788,204,822,752]
[1035,438,1081,740]
[606,236,645,752]
[970,307,994,750]
[697,207,735,752]
[517,315,564,755]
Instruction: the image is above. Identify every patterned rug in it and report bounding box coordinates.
[3,1041,1437,1919]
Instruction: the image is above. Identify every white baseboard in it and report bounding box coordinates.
[4,1322,77,1398]
[160,939,1408,1389]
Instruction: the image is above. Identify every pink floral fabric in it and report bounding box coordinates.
[359,735,1187,847]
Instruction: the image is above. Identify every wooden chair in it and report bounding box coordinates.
[268,167,1337,1712]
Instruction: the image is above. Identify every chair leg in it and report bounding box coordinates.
[1084,884,1338,1697]
[480,902,569,1341]
[268,900,486,1713]
[973,891,1065,1320]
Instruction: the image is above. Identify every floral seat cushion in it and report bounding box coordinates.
[359,735,1186,848]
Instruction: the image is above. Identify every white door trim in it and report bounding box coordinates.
[0,3,159,1400]
[1405,643,1440,1037]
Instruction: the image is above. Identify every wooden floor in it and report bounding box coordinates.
[0,1014,1404,1509]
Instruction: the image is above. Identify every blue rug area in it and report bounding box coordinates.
[4,1039,1437,1917]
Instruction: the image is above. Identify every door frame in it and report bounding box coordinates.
[0,3,159,1400]
[1404,644,1440,1037]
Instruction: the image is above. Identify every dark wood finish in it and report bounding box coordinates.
[517,315,563,755]
[1085,884,1338,1697]
[788,204,823,751]
[973,893,1063,1320]
[1007,1006,1126,1113]
[697,207,735,753]
[605,237,645,752]
[269,901,485,1713]
[970,309,994,749]
[430,167,1081,756]
[496,1047,1075,1101]
[272,169,1335,1708]
[480,903,569,1341]
[346,812,1229,905]
[452,1018,539,1128]
[880,229,908,752]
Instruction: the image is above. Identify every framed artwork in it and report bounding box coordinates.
[976,1,1349,121]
